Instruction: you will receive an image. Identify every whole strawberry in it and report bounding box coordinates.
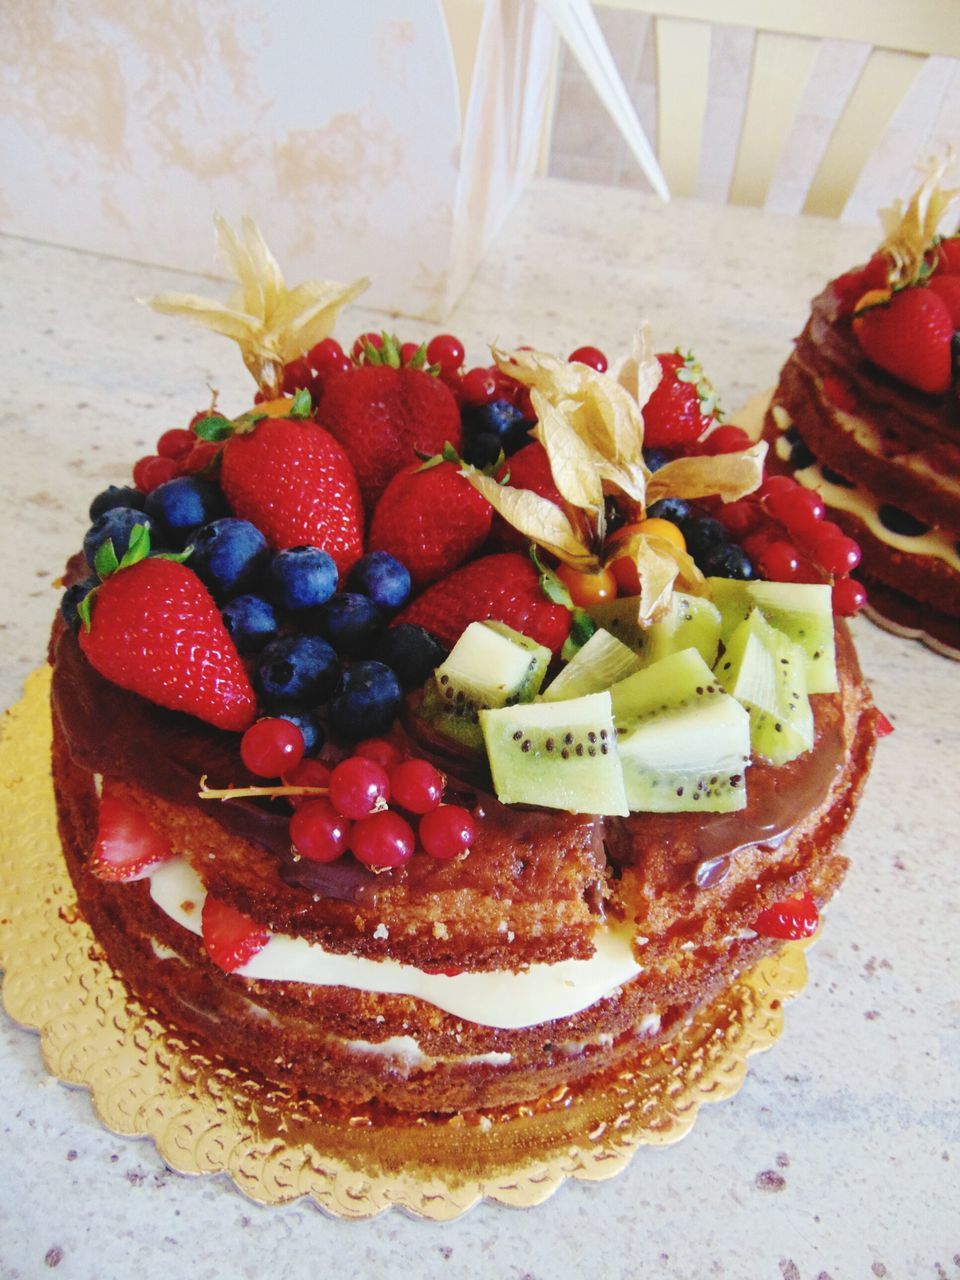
[853,285,953,395]
[316,362,462,510]
[367,457,493,590]
[78,528,257,732]
[393,552,571,654]
[219,411,364,574]
[642,351,719,450]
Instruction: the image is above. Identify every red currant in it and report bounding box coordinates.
[717,499,764,539]
[758,540,801,582]
[389,759,444,814]
[290,798,351,862]
[354,738,404,771]
[352,332,383,361]
[814,533,861,576]
[460,366,499,407]
[832,575,867,616]
[766,486,825,532]
[328,756,390,819]
[418,805,477,859]
[759,474,796,500]
[178,441,221,476]
[350,810,415,869]
[282,758,332,808]
[426,333,465,378]
[698,424,752,454]
[307,337,349,377]
[281,357,312,394]
[568,345,608,372]
[156,427,195,460]
[241,718,305,778]
[133,454,179,492]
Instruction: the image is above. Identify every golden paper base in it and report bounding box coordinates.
[1,669,809,1219]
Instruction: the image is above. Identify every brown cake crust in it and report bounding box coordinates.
[50,618,880,1112]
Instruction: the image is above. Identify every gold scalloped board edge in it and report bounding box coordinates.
[0,667,810,1220]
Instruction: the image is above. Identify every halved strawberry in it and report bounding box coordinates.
[201,895,269,972]
[90,789,173,882]
[641,351,719,449]
[753,892,819,941]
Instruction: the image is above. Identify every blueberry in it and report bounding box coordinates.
[463,398,530,454]
[680,515,729,562]
[462,430,504,468]
[327,660,403,740]
[88,485,146,523]
[789,439,817,469]
[189,518,269,599]
[375,623,448,691]
[643,449,671,472]
[646,497,690,524]
[268,546,339,611]
[274,709,325,756]
[347,551,411,611]
[60,575,99,629]
[878,504,929,537]
[144,477,228,542]
[700,543,755,580]
[313,592,384,656]
[257,634,340,704]
[83,507,155,569]
[221,593,278,653]
[821,465,855,488]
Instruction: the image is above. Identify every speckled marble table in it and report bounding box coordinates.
[1,180,958,1280]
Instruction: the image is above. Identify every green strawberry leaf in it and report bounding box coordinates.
[529,546,573,609]
[93,538,120,581]
[152,546,194,564]
[290,388,313,418]
[117,523,152,569]
[193,414,235,442]
[77,589,97,633]
[406,341,428,369]
[379,332,401,369]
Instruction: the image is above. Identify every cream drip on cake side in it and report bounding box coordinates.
[148,858,643,1031]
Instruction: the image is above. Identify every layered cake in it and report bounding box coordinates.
[49,220,882,1114]
[765,159,960,657]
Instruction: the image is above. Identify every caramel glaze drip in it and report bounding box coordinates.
[51,618,848,903]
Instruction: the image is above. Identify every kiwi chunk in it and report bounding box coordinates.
[707,578,837,694]
[540,628,643,702]
[424,620,551,750]
[480,692,628,815]
[610,648,751,812]
[713,609,813,765]
[588,591,722,668]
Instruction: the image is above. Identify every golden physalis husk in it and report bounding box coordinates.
[460,333,766,624]
[878,152,960,288]
[145,216,369,397]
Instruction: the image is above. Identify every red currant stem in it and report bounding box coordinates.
[197,776,329,802]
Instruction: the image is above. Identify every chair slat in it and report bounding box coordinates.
[729,31,818,207]
[655,16,711,197]
[802,47,925,218]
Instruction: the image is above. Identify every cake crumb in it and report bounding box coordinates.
[373,923,388,940]
[432,921,449,940]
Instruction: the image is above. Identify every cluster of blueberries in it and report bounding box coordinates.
[643,450,754,580]
[460,398,534,468]
[62,476,448,744]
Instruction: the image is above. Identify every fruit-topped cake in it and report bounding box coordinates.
[763,157,960,658]
[49,218,882,1115]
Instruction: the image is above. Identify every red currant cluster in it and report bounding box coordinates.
[239,718,477,870]
[130,418,223,493]
[716,474,866,615]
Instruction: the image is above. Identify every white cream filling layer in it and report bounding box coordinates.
[148,858,642,1031]
[773,409,960,570]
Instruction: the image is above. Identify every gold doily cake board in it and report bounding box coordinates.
[0,668,809,1220]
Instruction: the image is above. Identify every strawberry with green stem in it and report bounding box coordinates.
[78,524,257,732]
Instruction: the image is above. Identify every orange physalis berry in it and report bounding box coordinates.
[555,563,617,607]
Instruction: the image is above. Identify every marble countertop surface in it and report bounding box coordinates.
[1,179,957,1279]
